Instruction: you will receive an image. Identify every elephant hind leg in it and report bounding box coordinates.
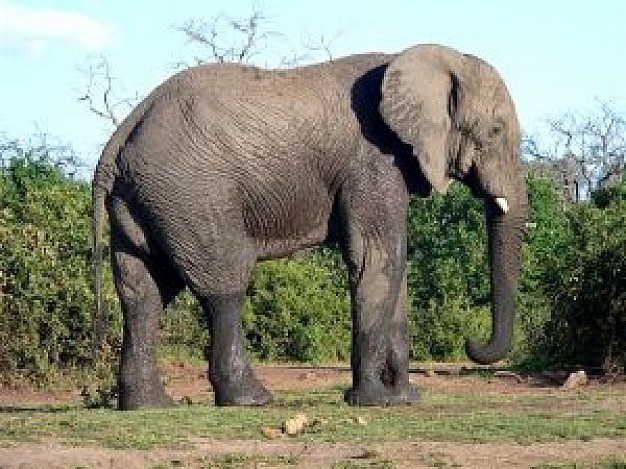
[111,230,183,410]
[199,292,273,406]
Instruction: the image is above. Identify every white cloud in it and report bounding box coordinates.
[0,2,113,56]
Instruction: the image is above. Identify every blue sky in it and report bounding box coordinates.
[1,0,625,171]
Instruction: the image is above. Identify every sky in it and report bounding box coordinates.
[1,0,625,173]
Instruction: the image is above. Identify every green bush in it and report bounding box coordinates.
[406,184,491,360]
[160,290,208,360]
[528,179,626,370]
[512,174,571,366]
[0,149,120,381]
[243,248,351,363]
[159,249,352,364]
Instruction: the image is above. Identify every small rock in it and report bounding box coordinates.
[261,426,283,439]
[283,413,308,435]
[561,370,588,390]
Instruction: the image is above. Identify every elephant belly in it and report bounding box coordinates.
[240,174,334,259]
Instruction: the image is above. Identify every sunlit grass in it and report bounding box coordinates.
[0,385,624,450]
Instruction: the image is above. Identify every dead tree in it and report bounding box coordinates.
[79,9,280,128]
[524,101,626,202]
[174,8,342,68]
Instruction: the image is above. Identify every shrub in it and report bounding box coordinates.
[0,149,120,381]
[532,181,626,370]
[406,184,491,360]
[512,174,571,366]
[160,290,208,360]
[243,248,351,363]
[514,172,625,371]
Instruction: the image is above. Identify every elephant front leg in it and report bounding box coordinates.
[385,274,420,404]
[343,236,419,406]
[200,294,273,406]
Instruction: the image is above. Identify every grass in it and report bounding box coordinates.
[534,459,626,469]
[151,452,398,469]
[0,385,624,450]
[151,452,302,468]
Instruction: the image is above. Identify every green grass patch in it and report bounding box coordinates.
[151,452,302,468]
[534,458,626,469]
[0,386,624,450]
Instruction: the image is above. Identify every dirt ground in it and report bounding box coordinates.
[1,363,625,469]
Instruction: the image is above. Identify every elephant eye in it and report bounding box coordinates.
[488,121,504,138]
[459,122,477,138]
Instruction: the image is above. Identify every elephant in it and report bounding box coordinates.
[92,43,527,410]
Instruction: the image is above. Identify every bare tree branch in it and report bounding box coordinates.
[525,101,626,201]
[230,10,266,62]
[277,50,311,68]
[174,8,281,66]
[1,132,84,178]
[301,31,344,62]
[175,18,224,64]
[77,55,138,128]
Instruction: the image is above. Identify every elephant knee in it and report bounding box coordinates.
[115,260,157,305]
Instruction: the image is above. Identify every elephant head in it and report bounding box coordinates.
[380,44,528,364]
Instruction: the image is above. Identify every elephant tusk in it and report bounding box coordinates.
[494,197,509,214]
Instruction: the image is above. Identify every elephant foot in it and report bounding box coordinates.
[118,383,175,411]
[387,382,421,405]
[213,375,274,406]
[344,380,390,406]
[344,381,420,406]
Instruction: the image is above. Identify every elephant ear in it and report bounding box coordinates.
[380,44,463,194]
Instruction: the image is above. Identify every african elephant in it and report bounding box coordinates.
[93,43,527,410]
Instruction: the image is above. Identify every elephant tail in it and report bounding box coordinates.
[93,183,107,348]
[91,85,161,348]
[93,84,160,194]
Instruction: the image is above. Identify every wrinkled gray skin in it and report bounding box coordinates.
[93,44,527,410]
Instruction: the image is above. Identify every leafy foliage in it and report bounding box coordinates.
[0,148,120,380]
[243,248,350,363]
[160,290,209,360]
[511,174,571,365]
[526,176,626,370]
[406,184,491,360]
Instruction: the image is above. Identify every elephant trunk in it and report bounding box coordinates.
[465,184,528,365]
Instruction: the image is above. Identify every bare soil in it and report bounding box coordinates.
[1,363,624,469]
